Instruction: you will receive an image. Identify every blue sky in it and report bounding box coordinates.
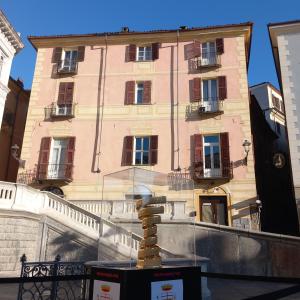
[2,0,300,89]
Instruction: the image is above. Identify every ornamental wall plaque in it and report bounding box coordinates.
[273,153,286,169]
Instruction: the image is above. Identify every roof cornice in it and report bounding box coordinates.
[28,22,252,50]
[0,10,24,53]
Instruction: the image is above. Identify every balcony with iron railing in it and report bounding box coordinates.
[45,102,75,119]
[189,52,221,72]
[36,163,73,182]
[57,59,78,74]
[168,162,233,185]
[186,98,224,119]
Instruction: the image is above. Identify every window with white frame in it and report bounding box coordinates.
[133,137,150,165]
[201,42,217,65]
[137,46,152,61]
[202,79,218,101]
[48,139,68,179]
[61,49,78,70]
[135,82,144,104]
[203,135,221,177]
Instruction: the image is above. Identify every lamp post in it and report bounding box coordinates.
[242,139,251,165]
[256,199,262,231]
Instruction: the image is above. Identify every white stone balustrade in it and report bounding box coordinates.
[70,199,187,220]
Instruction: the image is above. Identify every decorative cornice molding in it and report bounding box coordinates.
[0,10,24,53]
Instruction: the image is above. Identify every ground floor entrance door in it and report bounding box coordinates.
[200,196,228,225]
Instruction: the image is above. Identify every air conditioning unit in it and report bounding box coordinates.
[199,106,206,113]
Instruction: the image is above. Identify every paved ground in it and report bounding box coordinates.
[0,279,300,299]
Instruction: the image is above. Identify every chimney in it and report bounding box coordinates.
[179,26,188,30]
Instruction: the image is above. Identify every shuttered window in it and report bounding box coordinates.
[193,133,231,178]
[57,82,74,104]
[125,81,151,105]
[122,135,158,166]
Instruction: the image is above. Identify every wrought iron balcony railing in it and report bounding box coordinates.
[189,52,221,71]
[168,162,233,184]
[57,59,78,74]
[186,98,224,118]
[37,163,73,182]
[45,102,75,119]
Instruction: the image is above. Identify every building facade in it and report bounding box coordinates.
[269,20,300,227]
[0,77,30,182]
[0,10,24,127]
[250,82,287,153]
[19,23,257,229]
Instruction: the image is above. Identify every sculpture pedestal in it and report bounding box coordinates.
[89,265,202,300]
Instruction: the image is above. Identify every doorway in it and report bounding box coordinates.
[200,196,228,225]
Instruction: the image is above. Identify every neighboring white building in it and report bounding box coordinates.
[250,82,287,153]
[269,20,300,225]
[0,10,24,127]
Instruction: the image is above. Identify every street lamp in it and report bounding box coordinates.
[256,199,262,231]
[242,139,251,165]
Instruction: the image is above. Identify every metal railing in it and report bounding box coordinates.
[45,102,75,119]
[168,162,233,183]
[186,98,223,118]
[189,52,221,71]
[57,59,78,74]
[37,163,73,181]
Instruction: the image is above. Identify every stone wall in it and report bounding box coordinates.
[0,209,98,276]
[0,211,41,274]
[119,220,300,277]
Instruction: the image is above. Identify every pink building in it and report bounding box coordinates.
[19,23,257,229]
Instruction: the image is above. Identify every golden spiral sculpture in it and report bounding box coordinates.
[136,196,166,269]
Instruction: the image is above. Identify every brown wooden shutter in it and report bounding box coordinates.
[216,38,224,54]
[194,41,201,57]
[218,76,227,100]
[65,137,75,180]
[52,48,62,63]
[150,135,158,165]
[152,43,159,60]
[143,81,151,104]
[125,81,135,105]
[185,41,201,60]
[65,82,74,104]
[220,132,230,178]
[129,44,136,61]
[77,46,85,61]
[57,82,74,104]
[192,78,202,102]
[38,137,51,179]
[194,134,203,177]
[122,136,133,166]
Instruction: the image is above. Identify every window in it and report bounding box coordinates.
[61,49,78,71]
[203,79,218,101]
[137,46,152,61]
[134,137,150,165]
[272,96,281,111]
[203,135,221,178]
[38,137,75,181]
[201,42,217,66]
[136,82,144,104]
[200,196,228,225]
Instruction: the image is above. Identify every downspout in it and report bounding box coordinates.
[176,30,181,171]
[96,35,108,172]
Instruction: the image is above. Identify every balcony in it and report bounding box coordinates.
[189,52,221,72]
[186,99,224,119]
[45,103,75,119]
[57,59,78,74]
[36,163,73,182]
[168,162,233,184]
